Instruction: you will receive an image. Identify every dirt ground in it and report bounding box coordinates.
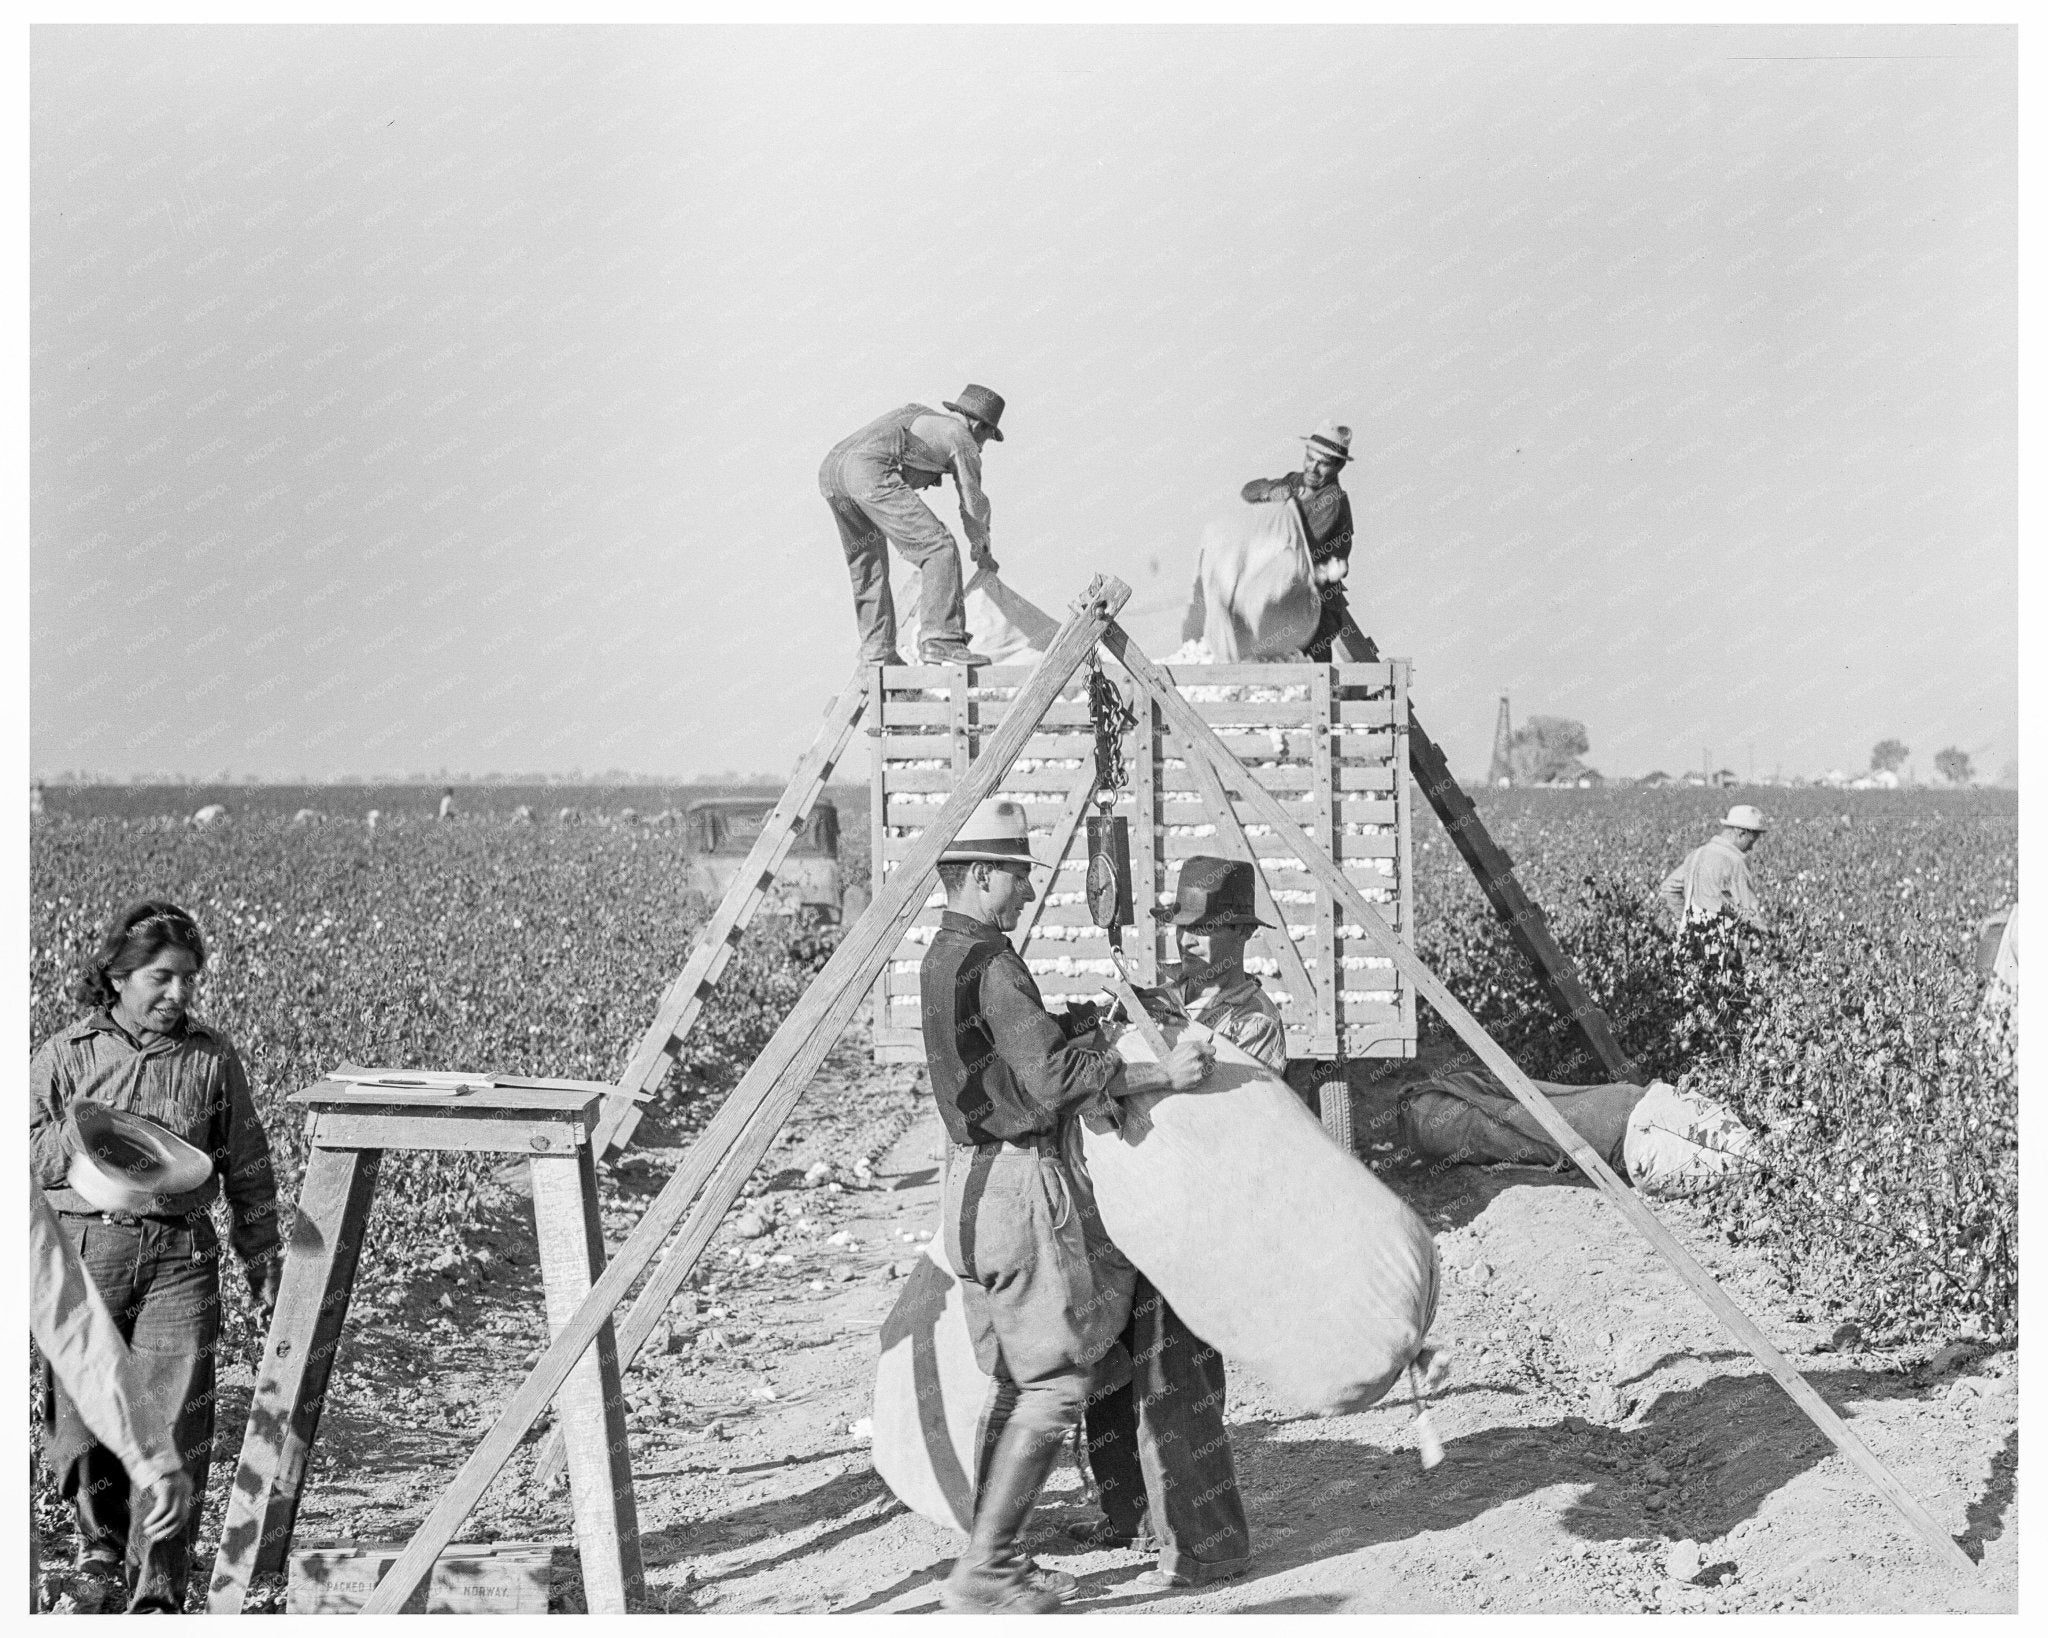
[37,1032,2017,1615]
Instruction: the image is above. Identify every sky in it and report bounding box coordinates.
[28,23,2018,784]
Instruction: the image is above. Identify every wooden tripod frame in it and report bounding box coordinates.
[348,588,1965,1612]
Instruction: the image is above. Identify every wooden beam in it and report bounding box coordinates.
[1104,618,1975,1578]
[1013,761,1099,956]
[1172,725,1322,1022]
[528,1147,644,1610]
[358,576,1133,1613]
[1333,615,1639,1083]
[594,667,872,1158]
[207,1146,382,1610]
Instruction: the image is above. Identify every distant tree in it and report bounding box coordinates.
[1640,770,1671,787]
[1934,747,1975,786]
[1870,738,1909,775]
[1509,716,1591,784]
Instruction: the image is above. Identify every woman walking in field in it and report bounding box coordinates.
[29,900,283,1613]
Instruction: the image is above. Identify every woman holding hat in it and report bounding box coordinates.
[1241,419,1357,661]
[919,798,1215,1613]
[30,899,282,1613]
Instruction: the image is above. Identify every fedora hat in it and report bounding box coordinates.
[1722,804,1768,833]
[943,384,1006,441]
[939,797,1042,867]
[65,1100,213,1214]
[1165,856,1272,929]
[1302,419,1352,465]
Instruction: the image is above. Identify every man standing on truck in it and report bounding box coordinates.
[1241,419,1355,660]
[820,385,1007,669]
[1658,804,1768,927]
[921,797,1214,1613]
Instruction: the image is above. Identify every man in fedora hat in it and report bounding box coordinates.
[820,385,1008,668]
[1067,856,1273,1589]
[921,798,1215,1613]
[1159,855,1288,1073]
[1241,419,1357,661]
[1659,804,1768,928]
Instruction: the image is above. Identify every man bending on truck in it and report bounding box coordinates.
[820,385,1008,669]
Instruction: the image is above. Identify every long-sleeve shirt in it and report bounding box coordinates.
[1177,970,1289,1074]
[904,411,993,556]
[921,910,1124,1147]
[1242,471,1354,569]
[1658,836,1762,927]
[31,1011,281,1273]
[30,1187,182,1487]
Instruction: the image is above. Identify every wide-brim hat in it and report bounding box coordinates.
[1302,419,1352,465]
[1723,804,1768,833]
[65,1100,213,1213]
[1165,856,1272,929]
[939,796,1043,866]
[943,384,1006,441]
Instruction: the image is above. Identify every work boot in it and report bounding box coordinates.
[919,641,993,668]
[942,1418,1070,1613]
[1065,1514,1157,1551]
[70,1551,126,1615]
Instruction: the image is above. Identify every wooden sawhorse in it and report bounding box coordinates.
[206,1079,646,1613]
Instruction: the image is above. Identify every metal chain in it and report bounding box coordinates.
[1087,662,1137,799]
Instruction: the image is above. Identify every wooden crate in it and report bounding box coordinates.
[869,659,1416,1064]
[286,1540,561,1614]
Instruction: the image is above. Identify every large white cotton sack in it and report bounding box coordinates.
[870,1240,1005,1533]
[897,567,1057,665]
[1623,1081,1756,1196]
[1179,500,1321,662]
[1079,1024,1439,1415]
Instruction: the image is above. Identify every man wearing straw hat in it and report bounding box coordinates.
[1658,804,1769,928]
[921,798,1215,1613]
[1241,419,1357,661]
[820,385,1008,669]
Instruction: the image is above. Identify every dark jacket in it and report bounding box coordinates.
[920,910,1123,1148]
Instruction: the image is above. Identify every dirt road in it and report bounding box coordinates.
[40,1032,2013,1614]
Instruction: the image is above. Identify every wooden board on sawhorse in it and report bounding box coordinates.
[591,668,872,1161]
[206,1078,646,1614]
[1333,613,1640,1084]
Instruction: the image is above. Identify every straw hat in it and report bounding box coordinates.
[1302,420,1353,465]
[939,797,1042,866]
[65,1100,213,1214]
[1722,804,1768,833]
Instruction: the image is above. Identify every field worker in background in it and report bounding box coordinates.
[1067,855,1262,1589]
[820,384,1007,669]
[921,798,1215,1613]
[30,900,282,1614]
[1241,420,1356,661]
[30,1187,193,1612]
[1659,805,1768,928]
[438,786,456,820]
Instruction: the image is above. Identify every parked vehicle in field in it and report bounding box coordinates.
[684,797,862,925]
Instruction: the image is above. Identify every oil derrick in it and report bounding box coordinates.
[1487,695,1514,787]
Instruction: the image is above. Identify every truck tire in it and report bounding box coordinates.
[1318,1073,1355,1156]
